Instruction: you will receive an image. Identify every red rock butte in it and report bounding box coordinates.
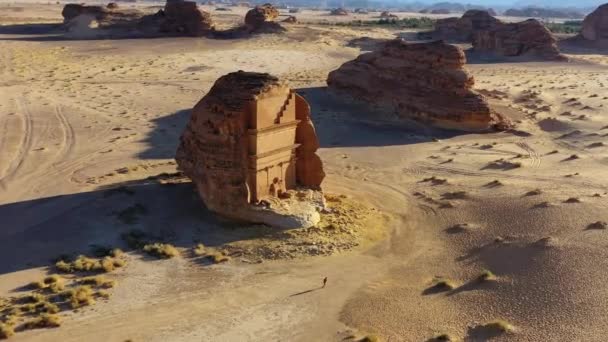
[431,10,565,60]
[176,71,325,215]
[327,39,510,131]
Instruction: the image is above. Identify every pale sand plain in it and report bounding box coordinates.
[1,3,608,342]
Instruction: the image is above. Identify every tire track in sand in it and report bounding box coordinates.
[0,98,34,190]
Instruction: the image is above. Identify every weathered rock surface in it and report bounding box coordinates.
[431,11,565,59]
[326,39,510,131]
[472,19,565,60]
[244,3,284,33]
[159,0,214,36]
[176,71,325,227]
[433,10,499,41]
[581,3,608,42]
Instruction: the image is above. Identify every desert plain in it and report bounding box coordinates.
[1,2,608,342]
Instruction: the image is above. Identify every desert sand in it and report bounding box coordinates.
[1,2,608,342]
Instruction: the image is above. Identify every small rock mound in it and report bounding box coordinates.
[380,11,397,18]
[326,39,510,131]
[244,3,285,33]
[282,15,297,23]
[107,2,119,9]
[159,0,214,36]
[581,3,608,43]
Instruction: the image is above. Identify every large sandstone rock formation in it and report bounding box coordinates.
[581,4,608,42]
[176,71,325,228]
[159,0,214,36]
[431,11,564,60]
[472,19,565,60]
[244,3,284,33]
[326,39,509,131]
[433,10,499,42]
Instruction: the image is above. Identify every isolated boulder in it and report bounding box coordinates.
[327,39,509,131]
[176,71,325,227]
[244,3,284,32]
[282,15,297,23]
[581,3,608,42]
[432,10,500,41]
[160,0,213,36]
[473,19,565,60]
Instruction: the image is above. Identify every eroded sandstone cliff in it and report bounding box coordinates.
[326,39,510,131]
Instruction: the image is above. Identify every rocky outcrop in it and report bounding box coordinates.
[431,11,565,59]
[326,39,509,131]
[62,3,146,32]
[176,71,325,227]
[380,11,397,18]
[581,4,608,42]
[107,2,119,9]
[159,0,214,36]
[244,3,284,33]
[472,19,565,60]
[432,10,500,42]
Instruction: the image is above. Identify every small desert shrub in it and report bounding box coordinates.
[206,252,230,264]
[56,255,125,273]
[143,243,180,259]
[0,323,14,339]
[23,313,61,329]
[359,335,381,342]
[64,286,96,309]
[478,269,496,282]
[30,281,46,289]
[483,320,514,333]
[22,293,45,304]
[193,243,206,256]
[80,276,116,289]
[430,333,453,341]
[96,290,111,299]
[38,302,60,314]
[433,279,456,291]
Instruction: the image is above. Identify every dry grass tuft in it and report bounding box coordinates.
[64,286,96,309]
[193,243,206,256]
[483,320,514,333]
[79,276,116,289]
[55,254,125,273]
[433,279,456,291]
[428,333,454,341]
[359,335,381,342]
[206,252,230,264]
[0,323,14,339]
[478,269,497,282]
[143,243,180,259]
[23,313,61,329]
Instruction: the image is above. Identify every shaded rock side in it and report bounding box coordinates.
[326,39,509,131]
[160,0,214,36]
[62,4,109,23]
[432,10,500,42]
[581,3,608,42]
[472,19,565,60]
[176,71,325,226]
